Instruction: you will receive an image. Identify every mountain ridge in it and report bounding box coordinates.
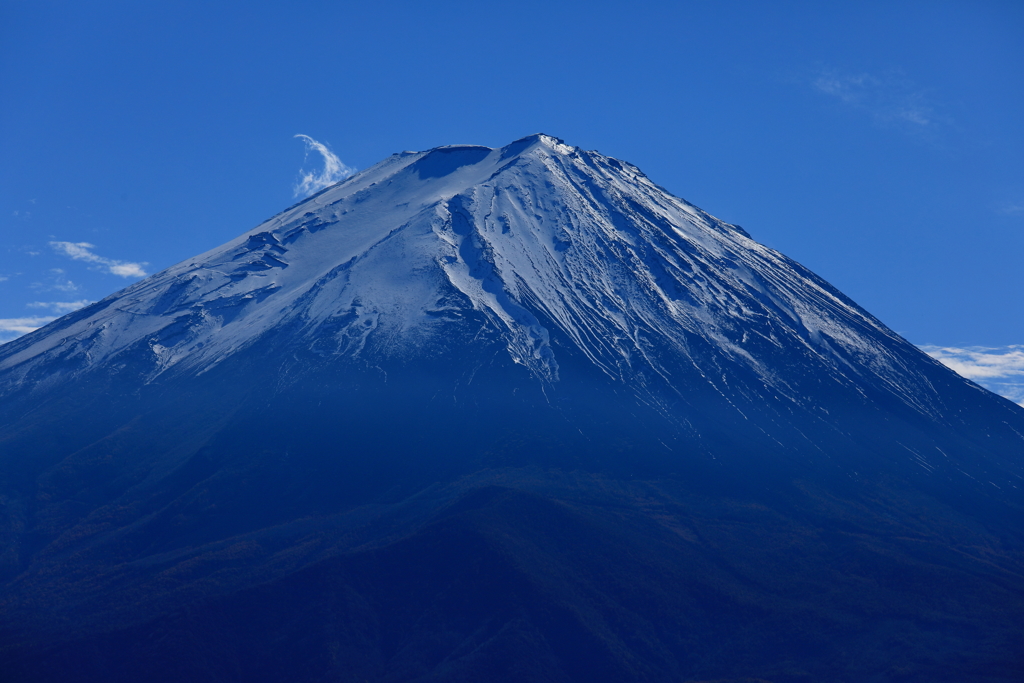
[0,134,978,410]
[3,134,1019,492]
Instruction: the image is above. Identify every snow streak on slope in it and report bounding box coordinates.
[0,135,943,417]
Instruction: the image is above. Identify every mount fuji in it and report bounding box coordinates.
[1,135,1022,682]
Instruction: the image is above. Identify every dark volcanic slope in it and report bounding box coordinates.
[1,135,1022,682]
[4,473,1024,683]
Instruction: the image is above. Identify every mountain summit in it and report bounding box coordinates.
[0,134,959,394]
[1,135,1022,682]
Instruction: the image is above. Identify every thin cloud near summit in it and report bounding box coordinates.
[294,134,355,198]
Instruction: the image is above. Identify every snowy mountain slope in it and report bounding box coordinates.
[3,134,1022,500]
[0,135,969,422]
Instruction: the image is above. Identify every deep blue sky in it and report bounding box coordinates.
[2,1,1022,357]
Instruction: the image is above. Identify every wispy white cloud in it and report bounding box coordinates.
[30,269,79,293]
[50,241,147,278]
[996,202,1024,216]
[27,299,94,315]
[0,316,57,343]
[921,345,1024,407]
[50,270,79,292]
[294,134,355,198]
[813,68,945,129]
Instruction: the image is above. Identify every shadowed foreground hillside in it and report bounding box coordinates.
[5,471,1023,682]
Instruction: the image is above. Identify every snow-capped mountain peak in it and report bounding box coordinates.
[0,135,989,427]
